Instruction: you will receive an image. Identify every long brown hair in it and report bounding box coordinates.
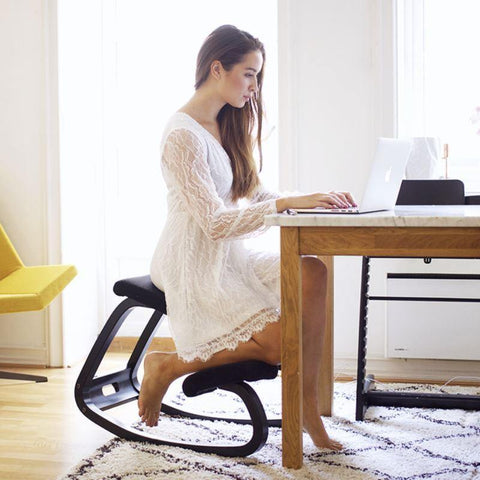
[195,25,265,201]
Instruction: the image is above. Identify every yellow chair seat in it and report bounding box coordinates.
[0,264,77,313]
[1,223,77,383]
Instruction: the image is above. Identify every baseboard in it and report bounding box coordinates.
[109,336,176,353]
[0,362,47,369]
[335,356,480,385]
[0,346,48,366]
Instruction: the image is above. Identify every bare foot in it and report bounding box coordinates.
[304,412,343,451]
[138,352,176,427]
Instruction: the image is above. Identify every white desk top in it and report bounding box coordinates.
[265,205,480,228]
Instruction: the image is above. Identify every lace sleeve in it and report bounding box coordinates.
[250,185,281,204]
[162,128,277,241]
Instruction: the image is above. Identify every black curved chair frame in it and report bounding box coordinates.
[75,277,280,457]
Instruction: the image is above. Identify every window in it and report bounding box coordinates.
[397,0,480,192]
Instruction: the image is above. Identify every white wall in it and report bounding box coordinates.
[281,0,394,196]
[0,0,52,365]
[279,0,395,367]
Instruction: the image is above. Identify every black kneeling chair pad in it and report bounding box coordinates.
[75,274,281,457]
[183,360,278,397]
[113,275,167,312]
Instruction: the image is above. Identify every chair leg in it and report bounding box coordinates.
[75,298,164,412]
[356,256,372,421]
[0,371,48,383]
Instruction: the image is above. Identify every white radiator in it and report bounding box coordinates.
[385,274,480,360]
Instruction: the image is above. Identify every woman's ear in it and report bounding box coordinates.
[211,60,222,80]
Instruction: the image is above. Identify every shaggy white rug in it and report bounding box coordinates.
[61,379,480,479]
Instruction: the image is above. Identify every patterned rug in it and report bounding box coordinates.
[60,379,480,479]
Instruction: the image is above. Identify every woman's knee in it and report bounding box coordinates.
[262,343,281,365]
[252,322,281,365]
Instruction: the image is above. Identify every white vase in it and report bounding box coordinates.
[405,137,442,179]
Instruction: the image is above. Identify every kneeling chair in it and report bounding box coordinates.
[75,275,281,457]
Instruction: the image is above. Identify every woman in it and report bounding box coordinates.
[139,24,355,451]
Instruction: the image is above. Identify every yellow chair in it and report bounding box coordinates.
[0,223,77,382]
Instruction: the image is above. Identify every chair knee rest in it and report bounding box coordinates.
[183,360,279,398]
[113,275,167,312]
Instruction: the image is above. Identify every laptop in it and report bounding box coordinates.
[294,138,413,215]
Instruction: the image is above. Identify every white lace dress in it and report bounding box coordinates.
[150,112,281,362]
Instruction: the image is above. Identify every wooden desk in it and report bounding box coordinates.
[265,205,480,469]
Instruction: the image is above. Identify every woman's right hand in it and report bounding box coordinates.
[276,192,356,213]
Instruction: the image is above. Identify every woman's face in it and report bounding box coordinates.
[217,50,263,108]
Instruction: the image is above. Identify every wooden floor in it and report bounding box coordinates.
[0,357,125,480]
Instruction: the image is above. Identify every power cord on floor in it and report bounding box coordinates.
[333,374,480,393]
[439,376,480,389]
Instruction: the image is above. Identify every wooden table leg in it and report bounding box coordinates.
[317,256,333,416]
[280,227,303,469]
